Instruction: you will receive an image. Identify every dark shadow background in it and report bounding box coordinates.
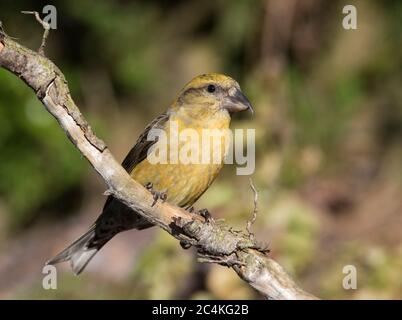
[0,0,401,299]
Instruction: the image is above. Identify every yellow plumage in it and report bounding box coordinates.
[131,103,231,207]
[47,73,252,274]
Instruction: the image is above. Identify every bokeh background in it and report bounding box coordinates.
[0,0,401,299]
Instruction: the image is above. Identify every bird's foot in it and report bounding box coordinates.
[179,239,192,249]
[198,208,214,223]
[186,206,214,223]
[185,206,194,213]
[145,182,167,207]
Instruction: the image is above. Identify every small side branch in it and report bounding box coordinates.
[247,178,259,239]
[21,11,50,55]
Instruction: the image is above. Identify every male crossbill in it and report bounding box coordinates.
[47,73,252,274]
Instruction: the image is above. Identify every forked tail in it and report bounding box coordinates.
[46,225,109,275]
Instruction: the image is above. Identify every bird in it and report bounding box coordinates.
[46,73,253,275]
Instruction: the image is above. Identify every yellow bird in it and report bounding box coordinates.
[47,73,252,274]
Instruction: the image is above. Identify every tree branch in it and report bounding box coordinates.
[21,11,50,55]
[0,23,317,300]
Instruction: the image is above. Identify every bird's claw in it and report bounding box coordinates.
[180,240,192,249]
[151,191,167,207]
[146,182,167,207]
[187,207,214,223]
[198,208,213,223]
[186,206,194,213]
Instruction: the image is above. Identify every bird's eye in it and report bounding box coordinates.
[207,84,216,93]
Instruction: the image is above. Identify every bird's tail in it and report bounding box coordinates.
[46,197,154,275]
[46,225,109,275]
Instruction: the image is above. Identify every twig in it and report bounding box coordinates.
[247,178,259,239]
[0,21,318,300]
[21,11,50,55]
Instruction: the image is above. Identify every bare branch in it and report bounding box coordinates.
[247,178,259,238]
[21,11,50,55]
[0,24,318,300]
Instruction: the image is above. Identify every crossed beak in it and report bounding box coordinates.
[224,88,254,115]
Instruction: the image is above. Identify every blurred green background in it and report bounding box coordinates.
[0,0,401,299]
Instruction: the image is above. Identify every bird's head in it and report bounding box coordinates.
[172,73,253,115]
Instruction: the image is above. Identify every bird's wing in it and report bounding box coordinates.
[121,111,169,173]
[100,111,169,211]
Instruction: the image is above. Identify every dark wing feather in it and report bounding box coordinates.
[63,112,170,269]
[121,112,169,173]
[101,111,169,211]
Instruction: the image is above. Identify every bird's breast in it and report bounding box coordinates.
[130,112,231,207]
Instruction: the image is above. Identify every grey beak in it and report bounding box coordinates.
[224,88,254,115]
